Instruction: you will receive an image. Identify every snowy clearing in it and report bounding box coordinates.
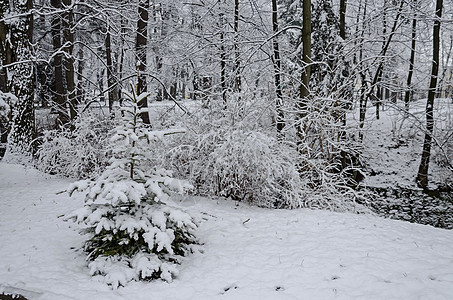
[1,163,453,299]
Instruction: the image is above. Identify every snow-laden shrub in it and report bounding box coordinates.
[209,129,303,207]
[168,125,303,208]
[36,113,114,179]
[66,88,198,288]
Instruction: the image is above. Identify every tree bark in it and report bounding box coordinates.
[339,0,347,40]
[404,13,417,110]
[272,0,284,133]
[297,0,311,146]
[219,10,227,107]
[76,46,84,105]
[5,0,36,157]
[416,0,443,188]
[0,1,8,93]
[358,0,367,141]
[233,0,241,94]
[51,0,68,126]
[135,0,150,124]
[62,0,76,122]
[105,26,117,114]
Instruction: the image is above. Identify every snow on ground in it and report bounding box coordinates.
[361,98,453,189]
[1,163,453,299]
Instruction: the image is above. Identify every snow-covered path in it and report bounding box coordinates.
[1,163,453,299]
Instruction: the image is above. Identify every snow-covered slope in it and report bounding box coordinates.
[1,163,452,299]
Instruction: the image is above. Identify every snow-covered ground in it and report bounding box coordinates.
[362,98,453,189]
[1,163,453,299]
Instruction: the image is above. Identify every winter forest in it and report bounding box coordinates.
[1,0,453,298]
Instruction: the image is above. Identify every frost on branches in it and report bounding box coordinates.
[66,88,198,288]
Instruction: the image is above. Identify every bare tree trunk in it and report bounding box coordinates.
[233,0,241,94]
[339,0,347,40]
[76,46,84,105]
[51,0,68,126]
[296,0,311,148]
[219,10,227,107]
[62,0,76,122]
[416,0,443,188]
[5,0,36,157]
[272,0,284,133]
[135,0,150,124]
[376,0,388,120]
[0,1,7,93]
[358,0,367,141]
[404,12,417,110]
[117,16,126,105]
[105,25,117,114]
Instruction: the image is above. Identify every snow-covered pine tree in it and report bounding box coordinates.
[66,86,198,288]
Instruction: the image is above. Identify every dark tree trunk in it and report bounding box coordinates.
[135,0,150,124]
[0,1,9,93]
[62,0,76,122]
[118,16,126,105]
[376,0,388,120]
[233,0,241,94]
[5,0,36,157]
[339,0,347,40]
[416,0,442,188]
[358,0,367,141]
[219,11,227,106]
[61,0,76,124]
[404,13,417,110]
[51,0,68,126]
[297,0,311,146]
[105,27,117,114]
[76,46,84,105]
[272,0,284,133]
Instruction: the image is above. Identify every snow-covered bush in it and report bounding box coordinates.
[208,129,303,207]
[168,124,302,208]
[36,113,114,179]
[66,88,198,288]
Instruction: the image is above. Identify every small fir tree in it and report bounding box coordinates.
[66,86,198,288]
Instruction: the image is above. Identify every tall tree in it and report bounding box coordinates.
[0,1,9,93]
[51,0,69,126]
[4,0,36,160]
[297,0,311,146]
[272,0,285,133]
[105,23,117,114]
[233,0,241,94]
[416,0,443,188]
[339,0,347,40]
[62,0,77,122]
[404,8,417,111]
[135,0,150,124]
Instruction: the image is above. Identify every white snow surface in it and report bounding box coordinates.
[1,163,453,299]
